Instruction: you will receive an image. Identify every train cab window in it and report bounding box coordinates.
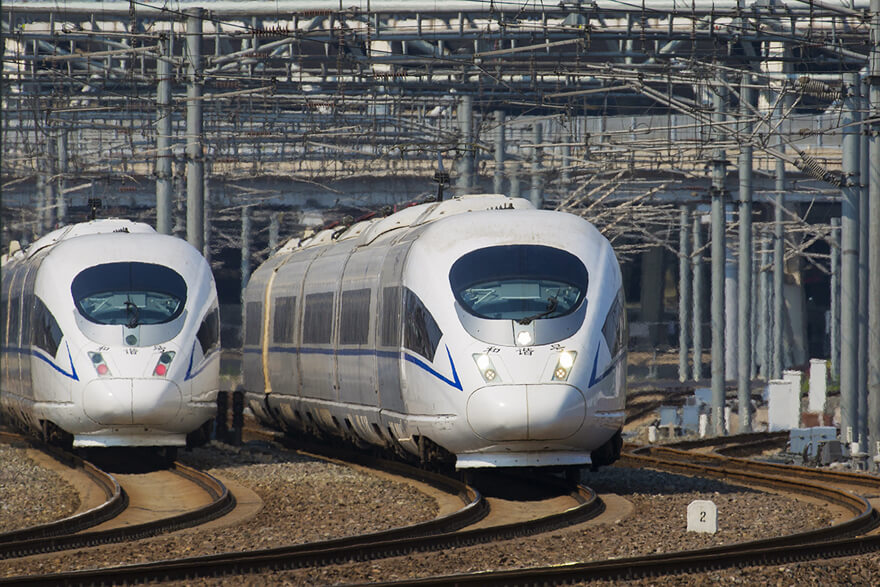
[403,288,442,362]
[449,245,588,322]
[71,262,187,326]
[302,292,334,344]
[32,296,63,358]
[340,288,371,345]
[380,286,401,347]
[197,307,220,355]
[272,296,296,343]
[244,301,262,346]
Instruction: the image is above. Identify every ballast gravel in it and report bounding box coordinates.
[1,439,877,585]
[0,443,80,532]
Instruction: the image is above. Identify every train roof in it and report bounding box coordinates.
[280,194,534,253]
[5,219,155,263]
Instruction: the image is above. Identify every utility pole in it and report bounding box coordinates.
[186,8,204,251]
[711,73,728,436]
[867,0,880,469]
[737,75,754,432]
[156,34,173,235]
[679,205,691,382]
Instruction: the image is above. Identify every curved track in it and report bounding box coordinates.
[0,433,235,560]
[0,433,604,586]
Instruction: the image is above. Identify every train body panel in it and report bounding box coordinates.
[1,219,220,448]
[243,194,626,469]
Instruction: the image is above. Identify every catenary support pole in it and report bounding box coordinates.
[831,217,841,382]
[494,110,505,194]
[56,130,67,226]
[456,95,474,193]
[156,34,172,235]
[738,76,754,432]
[840,72,861,451]
[240,206,251,325]
[692,211,704,382]
[772,193,785,380]
[679,205,691,382]
[867,0,880,469]
[185,8,204,251]
[759,247,772,379]
[530,123,543,209]
[858,83,869,455]
[711,73,728,435]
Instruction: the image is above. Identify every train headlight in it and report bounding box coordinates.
[88,352,112,377]
[516,331,533,346]
[153,351,176,377]
[552,351,577,381]
[473,353,499,383]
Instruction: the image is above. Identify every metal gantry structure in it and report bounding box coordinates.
[2,0,879,464]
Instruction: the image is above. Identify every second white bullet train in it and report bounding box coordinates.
[1,219,221,455]
[243,194,627,471]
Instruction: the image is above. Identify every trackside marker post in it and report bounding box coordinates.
[687,500,717,534]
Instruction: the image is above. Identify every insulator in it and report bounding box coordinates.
[795,151,843,187]
[796,77,842,101]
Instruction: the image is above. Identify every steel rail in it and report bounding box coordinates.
[0,444,235,560]
[0,431,127,547]
[357,438,880,586]
[0,436,604,586]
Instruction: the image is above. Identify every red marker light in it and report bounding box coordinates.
[154,364,167,376]
[97,363,109,375]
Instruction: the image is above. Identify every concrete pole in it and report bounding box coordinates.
[186,8,204,251]
[455,95,474,194]
[561,137,572,187]
[725,205,738,382]
[56,130,67,226]
[738,76,754,432]
[858,88,869,454]
[241,206,251,326]
[45,134,57,231]
[840,72,861,450]
[679,205,691,382]
[156,34,173,235]
[772,193,785,380]
[711,73,728,435]
[867,0,880,468]
[269,214,280,252]
[493,110,505,194]
[692,212,704,381]
[530,123,544,209]
[510,161,521,199]
[758,247,771,379]
[830,217,841,382]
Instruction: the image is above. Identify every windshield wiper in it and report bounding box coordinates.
[517,296,558,325]
[125,300,140,329]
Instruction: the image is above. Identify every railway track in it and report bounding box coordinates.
[0,432,604,586]
[0,432,235,560]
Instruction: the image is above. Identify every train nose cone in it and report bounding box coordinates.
[466,384,585,442]
[83,379,182,426]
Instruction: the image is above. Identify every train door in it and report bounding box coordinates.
[337,246,383,407]
[300,244,351,403]
[376,237,414,414]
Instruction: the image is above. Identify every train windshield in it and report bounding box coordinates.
[449,245,588,321]
[72,262,187,326]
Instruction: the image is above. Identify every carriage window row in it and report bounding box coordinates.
[255,286,440,360]
[1,293,63,359]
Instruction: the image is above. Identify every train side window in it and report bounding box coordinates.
[20,293,33,346]
[380,286,401,347]
[340,288,371,345]
[9,296,20,344]
[272,296,296,343]
[32,296,63,358]
[302,292,334,344]
[197,307,220,355]
[244,301,262,346]
[403,288,442,362]
[602,287,627,358]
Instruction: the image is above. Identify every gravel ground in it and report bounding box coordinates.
[0,444,80,532]
[2,440,877,585]
[0,440,438,578]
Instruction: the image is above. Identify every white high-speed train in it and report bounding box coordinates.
[0,219,221,454]
[243,194,627,471]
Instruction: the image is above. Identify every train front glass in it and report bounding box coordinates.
[449,245,588,323]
